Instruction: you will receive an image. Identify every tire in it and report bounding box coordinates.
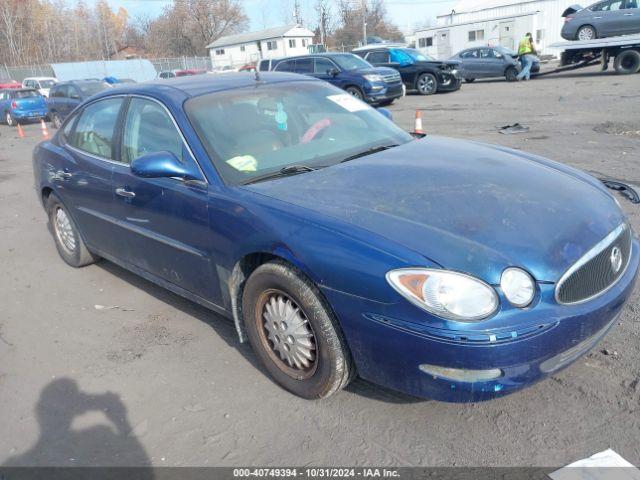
[464,78,476,83]
[46,193,99,268]
[52,112,63,129]
[576,25,597,41]
[613,50,640,75]
[416,73,437,95]
[505,66,519,82]
[5,112,15,126]
[242,260,355,399]
[345,86,364,100]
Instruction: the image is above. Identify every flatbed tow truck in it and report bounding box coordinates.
[539,34,640,76]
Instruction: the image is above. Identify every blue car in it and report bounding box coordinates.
[33,74,639,401]
[0,88,48,126]
[270,53,403,106]
[47,80,111,129]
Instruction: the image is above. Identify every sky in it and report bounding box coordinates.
[84,0,459,33]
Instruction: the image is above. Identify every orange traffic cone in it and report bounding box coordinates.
[40,119,50,139]
[17,123,25,138]
[414,110,424,135]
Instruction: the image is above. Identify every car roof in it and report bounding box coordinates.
[92,72,317,100]
[352,43,407,52]
[24,77,56,81]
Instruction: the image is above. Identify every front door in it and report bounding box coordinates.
[311,57,341,87]
[499,21,515,51]
[110,96,217,302]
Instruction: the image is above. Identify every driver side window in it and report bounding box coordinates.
[69,98,123,160]
[122,98,186,165]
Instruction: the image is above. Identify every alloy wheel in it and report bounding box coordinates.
[256,290,317,379]
[6,113,14,126]
[346,87,363,100]
[577,27,595,41]
[53,114,62,129]
[417,74,436,95]
[53,207,77,254]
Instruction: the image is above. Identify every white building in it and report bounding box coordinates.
[414,0,579,59]
[207,25,315,68]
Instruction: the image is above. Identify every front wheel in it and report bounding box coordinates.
[5,112,15,126]
[577,25,597,41]
[416,73,437,95]
[505,66,519,82]
[52,112,63,129]
[46,193,99,267]
[345,86,364,100]
[242,261,355,399]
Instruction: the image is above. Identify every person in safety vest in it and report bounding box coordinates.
[516,33,537,81]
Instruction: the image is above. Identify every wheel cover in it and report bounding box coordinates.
[578,27,594,40]
[418,75,436,93]
[256,290,317,379]
[54,115,62,128]
[6,113,13,125]
[54,207,76,254]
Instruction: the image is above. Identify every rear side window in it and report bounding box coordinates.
[122,98,185,164]
[294,58,313,73]
[69,98,123,160]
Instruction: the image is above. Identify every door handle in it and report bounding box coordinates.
[115,187,136,198]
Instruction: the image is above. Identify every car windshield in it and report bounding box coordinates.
[78,82,110,96]
[332,54,372,71]
[14,90,39,98]
[40,80,56,88]
[185,82,413,185]
[402,48,435,62]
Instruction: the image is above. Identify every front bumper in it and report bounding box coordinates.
[365,82,404,104]
[438,73,462,92]
[322,238,639,402]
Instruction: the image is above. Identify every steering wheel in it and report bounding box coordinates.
[301,118,332,144]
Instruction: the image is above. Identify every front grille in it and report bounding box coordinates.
[556,223,632,304]
[383,73,401,83]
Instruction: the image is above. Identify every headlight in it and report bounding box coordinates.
[386,268,499,321]
[500,267,535,307]
[450,69,459,76]
[363,74,383,83]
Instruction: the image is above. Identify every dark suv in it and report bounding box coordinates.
[269,53,403,105]
[47,80,111,128]
[354,45,461,95]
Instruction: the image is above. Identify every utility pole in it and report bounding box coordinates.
[362,0,367,45]
[293,0,302,25]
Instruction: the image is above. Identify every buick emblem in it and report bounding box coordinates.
[610,246,623,273]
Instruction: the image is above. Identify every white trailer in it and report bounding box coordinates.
[547,34,640,75]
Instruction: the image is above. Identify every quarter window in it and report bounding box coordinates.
[122,98,185,164]
[69,98,123,160]
[366,51,390,64]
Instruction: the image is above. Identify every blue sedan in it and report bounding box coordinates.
[32,73,639,401]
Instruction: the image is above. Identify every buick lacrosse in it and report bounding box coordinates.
[33,73,638,401]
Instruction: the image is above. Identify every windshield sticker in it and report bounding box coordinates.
[226,155,258,172]
[327,94,369,112]
[275,102,288,131]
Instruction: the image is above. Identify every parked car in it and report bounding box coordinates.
[271,53,403,105]
[451,46,540,82]
[0,88,48,126]
[22,77,58,97]
[158,70,177,79]
[47,80,111,128]
[33,73,638,402]
[239,64,256,72]
[0,79,20,89]
[353,45,461,95]
[562,0,640,40]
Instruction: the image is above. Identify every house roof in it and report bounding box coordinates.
[444,0,536,15]
[207,25,313,49]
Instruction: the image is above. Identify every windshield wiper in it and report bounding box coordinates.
[340,144,399,163]
[242,164,316,185]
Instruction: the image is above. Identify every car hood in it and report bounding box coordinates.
[244,137,624,284]
[353,66,399,76]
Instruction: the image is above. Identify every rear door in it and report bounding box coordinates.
[110,96,216,301]
[61,97,124,256]
[460,49,483,77]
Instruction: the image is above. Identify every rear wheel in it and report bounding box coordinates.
[416,73,437,95]
[613,50,640,75]
[577,25,597,41]
[5,112,15,126]
[46,193,99,267]
[345,86,364,100]
[242,261,354,399]
[505,66,519,82]
[52,112,63,129]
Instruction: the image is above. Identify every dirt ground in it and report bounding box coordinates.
[1,64,639,468]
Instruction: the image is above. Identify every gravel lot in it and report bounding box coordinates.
[1,64,639,467]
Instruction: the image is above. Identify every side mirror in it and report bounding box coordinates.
[131,151,199,181]
[328,68,340,76]
[377,107,393,121]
